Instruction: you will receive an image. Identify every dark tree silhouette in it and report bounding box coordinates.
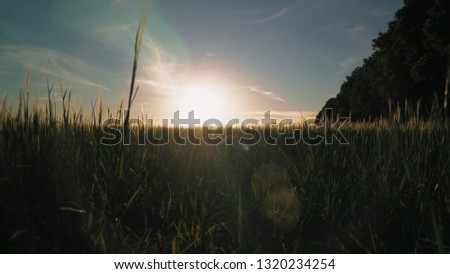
[317,0,450,121]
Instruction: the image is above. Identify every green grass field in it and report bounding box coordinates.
[1,88,449,253]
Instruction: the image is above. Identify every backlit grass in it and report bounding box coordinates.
[0,87,449,253]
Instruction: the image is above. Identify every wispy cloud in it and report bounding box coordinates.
[242,110,318,122]
[93,18,184,99]
[236,86,287,103]
[245,2,301,24]
[337,57,360,75]
[96,23,133,33]
[344,25,366,38]
[320,23,366,38]
[137,37,182,91]
[133,36,213,106]
[0,45,109,91]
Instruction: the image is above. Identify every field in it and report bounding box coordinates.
[0,88,449,254]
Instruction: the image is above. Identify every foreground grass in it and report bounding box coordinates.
[0,95,449,253]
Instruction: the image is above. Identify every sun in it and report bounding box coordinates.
[176,80,228,122]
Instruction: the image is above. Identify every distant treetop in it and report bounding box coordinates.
[317,0,450,121]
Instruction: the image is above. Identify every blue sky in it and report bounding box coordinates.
[0,0,403,122]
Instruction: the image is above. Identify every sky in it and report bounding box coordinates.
[0,0,404,123]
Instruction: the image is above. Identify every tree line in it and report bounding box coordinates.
[317,0,449,121]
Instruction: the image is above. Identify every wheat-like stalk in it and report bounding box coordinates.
[124,0,151,132]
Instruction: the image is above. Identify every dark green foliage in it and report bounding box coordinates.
[318,0,450,121]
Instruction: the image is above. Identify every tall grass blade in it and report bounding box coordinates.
[124,0,151,132]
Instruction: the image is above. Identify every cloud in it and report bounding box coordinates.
[128,31,300,122]
[344,25,365,38]
[136,79,179,96]
[272,96,287,103]
[133,36,201,104]
[93,16,185,100]
[337,57,360,75]
[246,2,301,24]
[137,37,182,89]
[242,110,318,123]
[236,86,287,103]
[0,45,109,91]
[96,23,133,33]
[320,23,366,38]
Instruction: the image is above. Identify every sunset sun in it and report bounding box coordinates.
[176,80,228,121]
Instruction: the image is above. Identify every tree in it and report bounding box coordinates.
[318,0,450,121]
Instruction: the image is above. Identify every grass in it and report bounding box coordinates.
[0,86,449,253]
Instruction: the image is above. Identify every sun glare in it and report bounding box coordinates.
[176,81,228,122]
